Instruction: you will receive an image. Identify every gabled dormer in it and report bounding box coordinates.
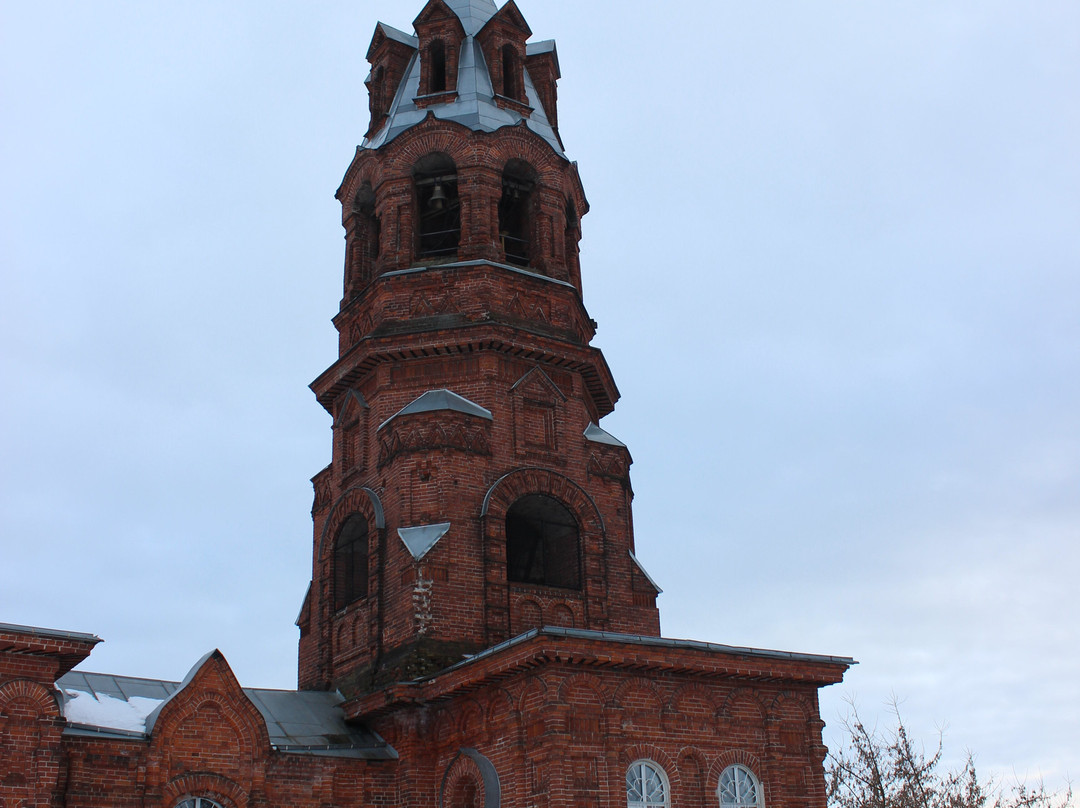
[412,0,467,105]
[526,39,560,135]
[365,23,418,138]
[476,0,532,112]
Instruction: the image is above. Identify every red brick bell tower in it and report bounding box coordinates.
[297,0,662,696]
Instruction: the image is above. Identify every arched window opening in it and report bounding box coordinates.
[501,44,520,100]
[346,183,379,295]
[176,800,224,808]
[627,760,670,808]
[499,160,535,267]
[430,39,447,93]
[414,153,461,261]
[368,65,386,121]
[719,765,764,808]
[333,515,369,611]
[506,494,580,589]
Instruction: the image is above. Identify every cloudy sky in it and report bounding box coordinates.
[2,0,1077,793]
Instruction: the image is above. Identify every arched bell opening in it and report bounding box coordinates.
[413,153,461,262]
[345,183,379,297]
[506,493,581,590]
[499,159,536,268]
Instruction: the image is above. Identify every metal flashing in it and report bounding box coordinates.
[423,626,856,682]
[584,422,626,447]
[57,670,397,759]
[398,522,452,560]
[0,622,101,644]
[629,551,663,594]
[378,389,492,431]
[377,22,419,49]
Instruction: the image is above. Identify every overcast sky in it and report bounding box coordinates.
[2,0,1077,794]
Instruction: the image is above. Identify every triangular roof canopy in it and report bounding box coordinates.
[478,0,532,38]
[438,0,498,36]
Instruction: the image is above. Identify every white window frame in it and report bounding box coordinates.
[176,799,224,808]
[718,764,764,808]
[627,758,671,808]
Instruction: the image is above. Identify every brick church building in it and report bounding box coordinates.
[0,1,852,806]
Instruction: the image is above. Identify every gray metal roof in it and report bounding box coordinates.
[0,622,101,644]
[584,422,626,447]
[399,522,452,560]
[378,22,418,49]
[379,388,493,430]
[429,627,856,681]
[443,0,498,36]
[362,34,564,156]
[57,670,396,759]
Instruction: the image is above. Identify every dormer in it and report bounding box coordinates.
[476,1,532,112]
[526,40,560,134]
[412,0,467,106]
[365,23,418,138]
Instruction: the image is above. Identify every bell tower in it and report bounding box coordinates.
[297,0,662,696]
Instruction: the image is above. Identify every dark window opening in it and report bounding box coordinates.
[368,65,386,121]
[506,494,580,589]
[346,184,379,295]
[501,44,519,100]
[334,515,369,610]
[500,160,534,267]
[414,153,460,260]
[430,39,447,93]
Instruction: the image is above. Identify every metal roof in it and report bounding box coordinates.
[442,0,498,37]
[378,388,493,430]
[430,627,857,681]
[57,670,396,759]
[399,522,452,560]
[584,422,626,447]
[0,622,101,644]
[362,35,564,156]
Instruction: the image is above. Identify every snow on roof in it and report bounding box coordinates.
[62,688,165,734]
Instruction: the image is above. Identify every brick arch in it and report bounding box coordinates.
[707,752,767,800]
[557,673,609,707]
[481,467,604,535]
[669,682,723,735]
[440,747,501,808]
[380,117,483,177]
[319,485,384,559]
[621,744,680,791]
[612,676,665,712]
[0,679,60,718]
[163,772,246,808]
[457,697,486,740]
[717,687,768,724]
[677,747,710,808]
[514,675,549,715]
[768,690,812,722]
[149,687,269,775]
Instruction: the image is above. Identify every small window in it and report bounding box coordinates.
[506,494,580,589]
[719,765,763,808]
[430,39,447,93]
[176,800,223,808]
[501,44,519,100]
[627,760,670,808]
[334,515,369,610]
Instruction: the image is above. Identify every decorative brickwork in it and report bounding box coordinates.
[1,2,850,805]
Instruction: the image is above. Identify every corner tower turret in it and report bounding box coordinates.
[298,0,661,696]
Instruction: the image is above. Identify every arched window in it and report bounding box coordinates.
[429,39,447,93]
[627,760,670,808]
[333,515,369,610]
[718,765,763,808]
[176,800,223,808]
[506,494,580,589]
[345,183,379,296]
[501,44,520,100]
[499,160,534,267]
[414,153,460,260]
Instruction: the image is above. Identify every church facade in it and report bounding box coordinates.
[0,2,851,807]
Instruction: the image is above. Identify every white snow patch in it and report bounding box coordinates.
[63,689,163,733]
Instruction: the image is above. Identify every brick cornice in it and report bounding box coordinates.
[344,628,853,720]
